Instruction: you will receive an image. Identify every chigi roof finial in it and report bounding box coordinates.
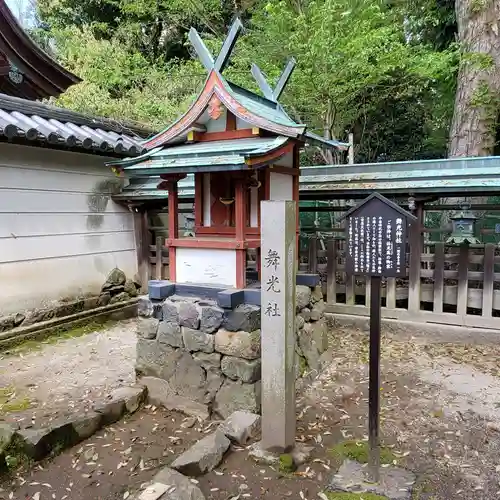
[251,57,296,103]
[188,17,244,74]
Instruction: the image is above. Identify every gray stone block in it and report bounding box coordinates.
[135,338,182,380]
[242,288,261,306]
[148,280,175,300]
[217,289,245,309]
[299,307,311,322]
[192,352,221,371]
[109,291,130,304]
[139,376,210,420]
[102,268,126,290]
[168,352,206,403]
[98,292,111,307]
[0,423,15,465]
[178,301,200,329]
[296,285,312,310]
[162,300,179,323]
[204,369,223,404]
[157,321,183,348]
[296,273,321,288]
[170,430,230,476]
[298,319,328,371]
[328,459,416,499]
[71,411,102,440]
[310,285,323,303]
[153,467,206,499]
[19,420,79,461]
[219,410,261,445]
[310,299,326,321]
[215,329,261,360]
[199,304,224,333]
[136,317,159,339]
[183,327,214,353]
[248,441,312,466]
[223,304,261,332]
[94,398,126,425]
[110,385,147,413]
[221,356,261,383]
[296,314,305,331]
[214,379,261,419]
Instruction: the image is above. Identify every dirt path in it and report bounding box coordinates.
[0,319,137,428]
[3,322,500,499]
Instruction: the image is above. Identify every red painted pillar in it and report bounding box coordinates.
[167,181,179,282]
[235,178,247,289]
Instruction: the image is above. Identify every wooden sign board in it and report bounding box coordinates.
[343,193,417,279]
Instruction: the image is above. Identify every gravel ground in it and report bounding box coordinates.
[0,319,137,428]
[2,320,500,499]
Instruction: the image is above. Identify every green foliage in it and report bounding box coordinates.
[225,0,457,161]
[36,0,458,156]
[330,440,396,465]
[49,27,202,129]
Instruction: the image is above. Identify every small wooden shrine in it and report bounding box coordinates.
[109,18,343,289]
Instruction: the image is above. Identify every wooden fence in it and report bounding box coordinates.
[305,237,500,330]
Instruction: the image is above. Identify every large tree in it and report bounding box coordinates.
[448,0,500,157]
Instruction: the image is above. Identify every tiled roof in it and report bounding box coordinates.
[0,93,151,156]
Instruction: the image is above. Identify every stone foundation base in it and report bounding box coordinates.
[136,283,329,418]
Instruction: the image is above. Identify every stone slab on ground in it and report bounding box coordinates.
[131,467,206,500]
[171,430,230,476]
[328,459,416,500]
[110,385,147,413]
[139,376,210,420]
[71,411,102,440]
[219,410,261,445]
[153,467,206,499]
[248,440,313,466]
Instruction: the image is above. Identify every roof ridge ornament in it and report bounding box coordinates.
[188,17,244,74]
[251,57,296,103]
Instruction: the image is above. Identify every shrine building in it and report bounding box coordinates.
[108,18,345,289]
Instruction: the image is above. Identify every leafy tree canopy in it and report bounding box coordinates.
[38,0,458,161]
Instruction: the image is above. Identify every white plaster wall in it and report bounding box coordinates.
[0,143,137,314]
[269,172,294,201]
[176,247,236,287]
[203,174,211,226]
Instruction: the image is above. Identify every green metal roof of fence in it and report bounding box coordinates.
[113,156,500,202]
[299,156,500,197]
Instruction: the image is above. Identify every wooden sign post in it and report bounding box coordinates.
[342,193,416,482]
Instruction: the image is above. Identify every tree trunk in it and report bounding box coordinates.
[448,0,500,157]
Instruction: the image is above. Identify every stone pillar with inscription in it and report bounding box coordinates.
[260,200,297,452]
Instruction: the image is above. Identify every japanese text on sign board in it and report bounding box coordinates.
[264,248,281,317]
[347,215,406,277]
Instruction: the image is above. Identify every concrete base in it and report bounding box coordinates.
[248,440,313,466]
[328,460,416,500]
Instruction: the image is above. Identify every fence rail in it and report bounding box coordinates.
[304,237,500,330]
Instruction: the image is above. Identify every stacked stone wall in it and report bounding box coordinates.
[136,284,328,419]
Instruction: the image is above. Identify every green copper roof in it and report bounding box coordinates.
[299,156,500,198]
[226,81,304,130]
[114,156,500,201]
[122,136,290,175]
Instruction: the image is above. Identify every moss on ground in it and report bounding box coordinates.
[330,440,396,466]
[0,386,32,414]
[279,453,296,473]
[4,319,117,356]
[323,493,389,500]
